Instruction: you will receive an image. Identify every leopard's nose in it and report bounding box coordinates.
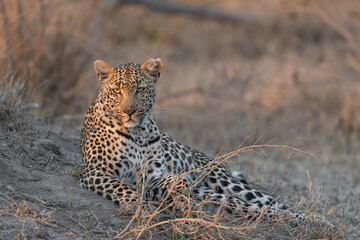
[124,107,136,116]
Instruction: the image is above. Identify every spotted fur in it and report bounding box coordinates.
[80,58,326,225]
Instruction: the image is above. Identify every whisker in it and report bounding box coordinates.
[151,109,168,119]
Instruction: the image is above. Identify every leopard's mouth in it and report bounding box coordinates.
[122,114,141,128]
[123,118,139,128]
[98,110,139,128]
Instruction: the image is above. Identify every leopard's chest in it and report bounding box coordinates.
[109,133,165,185]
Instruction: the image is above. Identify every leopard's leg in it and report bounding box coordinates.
[145,174,189,201]
[192,184,306,224]
[197,170,330,225]
[188,164,296,219]
[80,166,138,206]
[142,174,190,214]
[231,171,248,184]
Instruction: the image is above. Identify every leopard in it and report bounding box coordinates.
[79,58,327,225]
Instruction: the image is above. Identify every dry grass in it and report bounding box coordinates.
[0,69,32,133]
[0,71,28,117]
[0,0,95,115]
[0,193,56,227]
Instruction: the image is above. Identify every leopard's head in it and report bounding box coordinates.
[93,58,163,128]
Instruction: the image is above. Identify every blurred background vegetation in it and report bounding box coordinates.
[1,0,360,156]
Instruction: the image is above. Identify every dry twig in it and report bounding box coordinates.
[114,135,328,239]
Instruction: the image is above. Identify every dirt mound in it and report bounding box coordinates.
[0,115,134,239]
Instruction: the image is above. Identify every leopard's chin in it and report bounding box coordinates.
[123,119,139,128]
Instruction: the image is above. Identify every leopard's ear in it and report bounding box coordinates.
[94,60,114,84]
[141,58,163,83]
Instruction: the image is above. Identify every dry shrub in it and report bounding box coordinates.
[0,71,28,117]
[0,69,32,132]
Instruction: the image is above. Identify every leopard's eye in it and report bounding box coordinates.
[112,88,121,94]
[137,87,146,94]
